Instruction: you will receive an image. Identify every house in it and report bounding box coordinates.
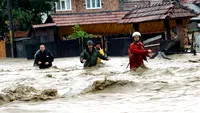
[27,23,57,43]
[44,0,198,38]
[30,0,135,38]
[53,0,175,13]
[27,0,135,57]
[26,0,198,58]
[53,0,120,14]
[119,1,197,54]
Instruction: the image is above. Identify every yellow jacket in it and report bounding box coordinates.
[97,48,104,63]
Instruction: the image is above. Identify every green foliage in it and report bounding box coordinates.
[68,25,93,39]
[0,0,58,35]
[0,0,8,35]
[12,8,34,30]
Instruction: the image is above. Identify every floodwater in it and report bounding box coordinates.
[0,54,200,113]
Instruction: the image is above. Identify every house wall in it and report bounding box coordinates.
[119,0,150,10]
[121,0,196,6]
[31,27,55,43]
[55,0,120,14]
[123,0,165,5]
[58,23,133,38]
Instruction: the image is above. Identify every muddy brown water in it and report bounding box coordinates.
[0,54,200,113]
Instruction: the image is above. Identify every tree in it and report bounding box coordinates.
[0,0,58,36]
[0,0,8,36]
[68,25,93,50]
[68,25,93,39]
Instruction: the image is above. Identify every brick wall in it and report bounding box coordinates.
[119,1,150,10]
[55,0,119,14]
[124,0,164,5]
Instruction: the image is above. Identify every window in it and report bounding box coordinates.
[86,0,101,9]
[56,0,71,11]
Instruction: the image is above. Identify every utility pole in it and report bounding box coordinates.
[7,0,15,58]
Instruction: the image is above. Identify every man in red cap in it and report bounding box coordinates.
[128,32,152,70]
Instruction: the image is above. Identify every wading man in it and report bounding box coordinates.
[128,32,152,70]
[80,40,109,67]
[34,45,54,69]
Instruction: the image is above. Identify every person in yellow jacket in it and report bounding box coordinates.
[95,41,105,63]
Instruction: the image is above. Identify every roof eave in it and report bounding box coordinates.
[56,22,119,27]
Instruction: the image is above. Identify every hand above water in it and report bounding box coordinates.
[148,49,152,53]
[82,59,86,63]
[38,61,42,65]
[106,58,111,60]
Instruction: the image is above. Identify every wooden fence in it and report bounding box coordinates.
[0,40,6,57]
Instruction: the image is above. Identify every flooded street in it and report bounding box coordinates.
[1,54,200,113]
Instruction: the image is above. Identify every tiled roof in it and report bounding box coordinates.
[32,23,56,28]
[119,2,198,24]
[50,11,128,26]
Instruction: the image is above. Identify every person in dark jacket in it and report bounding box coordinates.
[33,49,40,66]
[80,40,109,67]
[35,45,54,69]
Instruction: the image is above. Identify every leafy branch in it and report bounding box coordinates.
[68,25,93,39]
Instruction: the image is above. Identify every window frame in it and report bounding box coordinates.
[55,0,72,11]
[86,0,102,9]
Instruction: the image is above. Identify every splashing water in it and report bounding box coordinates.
[0,54,200,113]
